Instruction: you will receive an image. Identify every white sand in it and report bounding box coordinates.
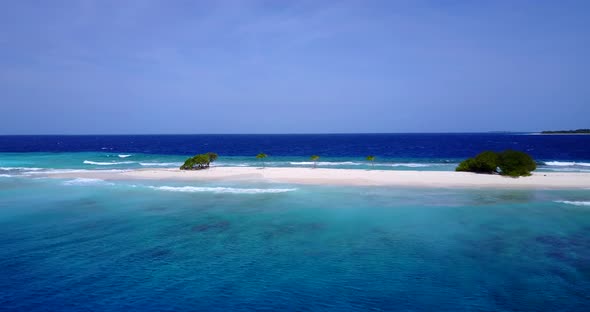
[44,167,590,189]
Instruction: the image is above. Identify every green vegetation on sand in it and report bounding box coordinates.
[310,155,320,168]
[456,150,536,177]
[366,155,375,168]
[256,153,268,168]
[180,152,218,170]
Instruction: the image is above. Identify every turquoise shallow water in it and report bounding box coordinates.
[1,152,588,174]
[0,152,461,171]
[1,174,589,311]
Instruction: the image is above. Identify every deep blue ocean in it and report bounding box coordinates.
[1,134,590,311]
[1,133,590,159]
[0,133,589,172]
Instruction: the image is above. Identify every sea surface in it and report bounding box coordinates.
[0,133,589,173]
[1,134,590,311]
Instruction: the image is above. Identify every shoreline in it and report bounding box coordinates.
[42,167,590,189]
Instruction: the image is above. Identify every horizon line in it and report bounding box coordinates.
[0,131,540,136]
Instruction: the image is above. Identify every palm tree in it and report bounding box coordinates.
[256,153,268,168]
[310,155,320,168]
[366,155,375,168]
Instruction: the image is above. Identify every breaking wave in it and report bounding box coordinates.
[149,186,296,194]
[139,162,183,167]
[545,161,590,167]
[389,163,434,168]
[84,160,134,166]
[290,161,362,166]
[63,178,114,186]
[0,167,43,171]
[555,200,590,207]
[41,169,129,174]
[288,162,448,168]
[545,168,590,172]
[118,154,132,158]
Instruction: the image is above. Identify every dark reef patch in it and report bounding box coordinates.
[192,221,230,233]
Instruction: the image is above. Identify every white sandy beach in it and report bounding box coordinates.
[44,167,590,189]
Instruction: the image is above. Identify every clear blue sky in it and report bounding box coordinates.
[1,0,589,134]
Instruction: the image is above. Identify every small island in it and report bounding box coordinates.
[541,129,590,134]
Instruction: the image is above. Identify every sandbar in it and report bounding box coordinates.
[42,167,590,189]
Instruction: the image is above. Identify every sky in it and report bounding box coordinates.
[1,0,589,134]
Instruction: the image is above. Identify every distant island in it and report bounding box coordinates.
[541,129,590,134]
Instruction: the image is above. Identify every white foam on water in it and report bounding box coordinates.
[288,162,448,167]
[545,168,590,172]
[139,162,182,167]
[118,154,132,158]
[149,186,297,194]
[0,167,43,171]
[545,161,575,166]
[63,178,114,186]
[0,174,13,178]
[84,160,134,166]
[214,163,253,167]
[290,161,362,166]
[29,169,130,175]
[389,163,433,168]
[46,169,91,174]
[545,161,590,167]
[24,169,90,175]
[555,200,590,207]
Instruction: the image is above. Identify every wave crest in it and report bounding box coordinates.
[555,200,590,206]
[0,167,43,171]
[139,162,183,167]
[290,161,361,166]
[63,178,114,186]
[84,160,134,166]
[545,161,590,167]
[545,168,590,172]
[390,163,432,168]
[288,162,446,168]
[118,154,132,158]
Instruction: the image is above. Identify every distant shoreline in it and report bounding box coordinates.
[540,133,590,135]
[541,129,590,134]
[41,167,590,189]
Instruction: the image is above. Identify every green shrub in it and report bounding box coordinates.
[456,151,499,173]
[456,150,535,177]
[180,157,196,170]
[456,158,478,172]
[180,152,218,170]
[207,152,218,162]
[473,151,499,173]
[498,150,536,177]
